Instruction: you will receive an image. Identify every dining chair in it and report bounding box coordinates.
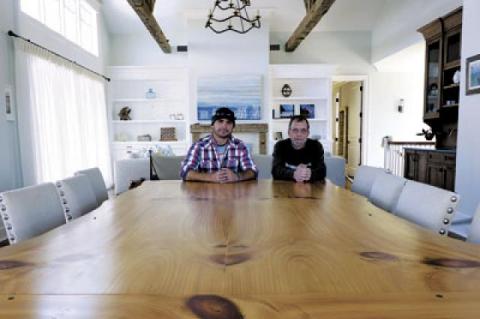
[56,175,99,221]
[324,154,346,187]
[351,165,388,197]
[467,204,480,243]
[369,173,407,212]
[75,167,108,205]
[393,180,459,236]
[114,158,150,194]
[150,154,184,180]
[253,154,272,179]
[0,183,66,244]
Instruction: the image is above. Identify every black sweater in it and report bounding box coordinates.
[272,138,326,182]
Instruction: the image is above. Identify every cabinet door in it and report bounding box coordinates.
[426,162,446,189]
[444,165,455,191]
[404,151,418,180]
[416,152,428,183]
[425,40,442,114]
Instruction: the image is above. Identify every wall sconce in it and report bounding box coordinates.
[397,98,404,113]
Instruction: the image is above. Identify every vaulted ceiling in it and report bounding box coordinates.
[103,0,387,38]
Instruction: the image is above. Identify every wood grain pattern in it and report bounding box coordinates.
[285,0,336,52]
[126,0,172,53]
[1,180,480,317]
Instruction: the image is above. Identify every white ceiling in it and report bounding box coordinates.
[102,0,387,36]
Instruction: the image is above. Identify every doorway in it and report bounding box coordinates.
[332,80,364,178]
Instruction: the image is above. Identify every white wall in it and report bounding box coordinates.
[0,0,22,192]
[109,33,188,66]
[365,43,428,167]
[455,0,480,217]
[371,0,462,64]
[270,31,374,75]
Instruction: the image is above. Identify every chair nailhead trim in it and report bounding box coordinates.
[450,196,457,203]
[59,191,65,197]
[443,218,450,225]
[439,229,446,235]
[3,214,8,221]
[1,205,6,212]
[447,207,454,214]
[62,199,67,205]
[56,182,61,188]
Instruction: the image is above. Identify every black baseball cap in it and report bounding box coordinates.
[211,107,236,126]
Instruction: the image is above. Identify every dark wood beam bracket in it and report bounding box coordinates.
[127,0,172,54]
[286,0,336,52]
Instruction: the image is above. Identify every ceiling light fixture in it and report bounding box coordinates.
[205,0,261,34]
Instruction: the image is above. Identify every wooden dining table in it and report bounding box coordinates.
[1,180,480,318]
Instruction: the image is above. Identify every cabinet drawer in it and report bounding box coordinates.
[427,152,456,164]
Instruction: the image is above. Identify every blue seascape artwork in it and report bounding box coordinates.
[197,75,262,121]
[300,104,315,119]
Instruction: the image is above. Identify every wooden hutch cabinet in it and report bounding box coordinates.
[404,7,461,191]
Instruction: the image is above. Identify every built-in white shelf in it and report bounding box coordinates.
[271,118,328,122]
[112,98,183,103]
[112,141,186,145]
[112,120,186,124]
[272,96,327,101]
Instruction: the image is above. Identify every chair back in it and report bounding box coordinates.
[393,180,459,236]
[114,158,150,194]
[56,175,98,221]
[467,204,480,243]
[0,183,66,244]
[75,167,108,205]
[369,173,407,212]
[325,155,346,187]
[252,155,272,179]
[150,154,184,180]
[351,166,387,197]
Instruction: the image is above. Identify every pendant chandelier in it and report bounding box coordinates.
[205,0,261,34]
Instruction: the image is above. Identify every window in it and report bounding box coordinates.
[20,0,98,56]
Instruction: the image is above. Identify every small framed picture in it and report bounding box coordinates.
[300,104,315,119]
[279,104,294,118]
[5,86,15,121]
[466,54,480,95]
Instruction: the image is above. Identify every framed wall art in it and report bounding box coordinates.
[466,54,480,95]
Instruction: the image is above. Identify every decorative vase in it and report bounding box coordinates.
[452,70,461,84]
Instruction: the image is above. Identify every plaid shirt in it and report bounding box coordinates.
[180,135,257,179]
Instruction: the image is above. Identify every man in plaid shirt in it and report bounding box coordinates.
[181,107,257,183]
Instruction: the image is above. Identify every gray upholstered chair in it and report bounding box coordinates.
[369,173,407,212]
[351,165,387,197]
[253,154,272,179]
[0,183,66,244]
[393,180,459,236]
[324,155,346,187]
[151,154,184,180]
[467,204,480,243]
[75,167,108,205]
[114,158,150,194]
[56,175,99,221]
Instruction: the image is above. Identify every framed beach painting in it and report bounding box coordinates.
[197,75,262,121]
[466,54,480,95]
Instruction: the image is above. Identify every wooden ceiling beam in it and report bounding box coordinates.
[126,0,172,54]
[285,0,336,52]
[304,0,317,12]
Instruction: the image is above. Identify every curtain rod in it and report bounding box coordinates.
[7,30,111,82]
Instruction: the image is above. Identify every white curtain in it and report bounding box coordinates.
[15,40,112,186]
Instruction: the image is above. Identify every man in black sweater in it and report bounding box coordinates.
[272,115,326,182]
